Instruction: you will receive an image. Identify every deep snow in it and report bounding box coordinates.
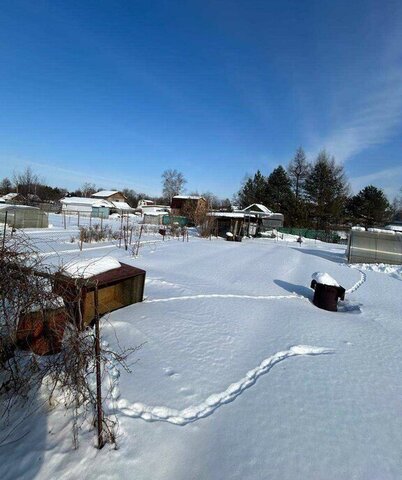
[2,223,402,480]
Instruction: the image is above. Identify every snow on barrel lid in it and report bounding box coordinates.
[311,272,340,287]
[63,256,121,278]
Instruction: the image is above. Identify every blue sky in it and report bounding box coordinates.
[0,0,401,199]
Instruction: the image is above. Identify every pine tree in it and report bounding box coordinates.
[266,166,295,224]
[304,151,348,230]
[237,170,268,207]
[347,185,392,228]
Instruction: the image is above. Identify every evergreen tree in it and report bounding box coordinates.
[266,166,294,217]
[304,151,348,229]
[237,170,267,207]
[347,185,392,228]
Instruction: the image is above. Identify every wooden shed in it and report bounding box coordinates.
[54,262,146,329]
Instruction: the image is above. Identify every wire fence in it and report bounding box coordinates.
[1,213,191,265]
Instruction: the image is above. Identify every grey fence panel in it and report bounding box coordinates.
[347,230,402,265]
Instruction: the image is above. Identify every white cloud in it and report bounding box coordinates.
[0,154,160,194]
[313,68,402,163]
[350,165,402,199]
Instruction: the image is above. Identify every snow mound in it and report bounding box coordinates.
[311,272,340,287]
[63,256,121,278]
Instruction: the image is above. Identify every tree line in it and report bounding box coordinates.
[1,162,401,229]
[236,148,398,230]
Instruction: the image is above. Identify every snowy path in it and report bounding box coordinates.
[112,345,332,425]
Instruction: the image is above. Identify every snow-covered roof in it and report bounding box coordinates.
[2,192,21,201]
[385,224,402,232]
[92,199,113,208]
[141,204,170,211]
[62,197,98,205]
[91,190,120,198]
[111,201,132,210]
[61,197,113,208]
[242,204,273,214]
[367,228,397,235]
[0,204,41,211]
[143,207,169,215]
[173,195,204,200]
[208,212,246,218]
[138,199,154,207]
[63,257,121,278]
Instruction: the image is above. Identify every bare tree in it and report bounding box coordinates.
[12,167,41,197]
[287,147,310,201]
[161,169,187,203]
[0,232,138,449]
[0,177,12,195]
[81,183,97,198]
[201,192,219,210]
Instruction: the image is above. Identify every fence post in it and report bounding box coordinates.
[94,285,104,449]
[2,211,7,250]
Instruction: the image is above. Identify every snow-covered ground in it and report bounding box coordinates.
[2,226,402,480]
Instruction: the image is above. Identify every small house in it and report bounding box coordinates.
[61,197,99,215]
[137,199,154,208]
[91,190,127,203]
[54,258,146,328]
[171,195,207,215]
[91,199,111,218]
[240,204,284,230]
[91,190,133,214]
[1,192,26,204]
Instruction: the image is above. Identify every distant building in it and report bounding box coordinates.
[61,194,133,217]
[0,192,26,203]
[171,195,207,215]
[91,190,127,203]
[240,204,284,229]
[208,203,284,238]
[91,190,132,213]
[137,199,154,208]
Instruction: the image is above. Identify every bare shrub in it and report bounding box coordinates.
[0,231,139,449]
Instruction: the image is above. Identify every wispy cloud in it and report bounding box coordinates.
[312,68,402,163]
[350,165,402,199]
[0,155,160,194]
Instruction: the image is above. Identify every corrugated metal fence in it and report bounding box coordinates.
[347,230,402,264]
[278,228,341,243]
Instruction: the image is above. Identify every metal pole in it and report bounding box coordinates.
[94,285,104,449]
[2,211,7,250]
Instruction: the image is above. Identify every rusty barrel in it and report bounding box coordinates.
[310,280,345,312]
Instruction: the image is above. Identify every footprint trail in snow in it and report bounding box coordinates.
[111,345,333,426]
